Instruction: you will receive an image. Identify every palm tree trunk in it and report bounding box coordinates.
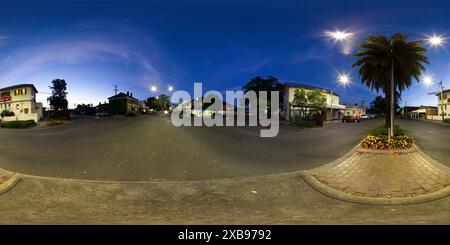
[385,88,391,128]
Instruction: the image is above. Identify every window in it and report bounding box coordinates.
[24,108,29,114]
[14,88,27,96]
[1,91,10,97]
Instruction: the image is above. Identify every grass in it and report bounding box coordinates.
[1,120,36,128]
[369,124,405,136]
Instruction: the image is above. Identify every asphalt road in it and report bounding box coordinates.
[397,118,449,165]
[0,115,447,181]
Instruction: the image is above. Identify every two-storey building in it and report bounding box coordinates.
[108,91,140,115]
[284,82,346,121]
[436,89,450,119]
[0,84,43,122]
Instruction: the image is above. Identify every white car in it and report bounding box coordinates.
[361,115,369,119]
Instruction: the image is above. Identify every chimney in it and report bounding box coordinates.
[130,93,133,97]
[127,91,129,96]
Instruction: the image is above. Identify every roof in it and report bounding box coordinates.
[436,89,450,95]
[285,82,340,97]
[419,105,438,109]
[108,92,138,101]
[0,84,38,93]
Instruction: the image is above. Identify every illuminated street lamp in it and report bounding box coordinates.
[330,72,352,124]
[426,35,445,47]
[422,74,433,86]
[168,85,173,92]
[325,29,354,41]
[151,86,157,92]
[338,72,351,85]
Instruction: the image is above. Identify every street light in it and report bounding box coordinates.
[422,74,434,86]
[325,29,354,41]
[338,72,351,85]
[327,29,446,139]
[168,85,173,92]
[330,72,351,124]
[426,35,445,47]
[151,86,157,92]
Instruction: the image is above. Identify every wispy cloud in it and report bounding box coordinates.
[0,21,188,92]
[291,45,331,64]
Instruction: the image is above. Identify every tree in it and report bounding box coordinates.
[293,88,308,117]
[145,95,170,111]
[146,97,161,111]
[352,34,428,131]
[158,94,170,111]
[47,79,69,119]
[368,96,385,115]
[307,89,327,110]
[368,92,401,115]
[292,88,326,120]
[242,75,284,108]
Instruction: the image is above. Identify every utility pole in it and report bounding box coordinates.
[113,84,118,95]
[439,81,445,123]
[330,89,333,124]
[389,38,395,141]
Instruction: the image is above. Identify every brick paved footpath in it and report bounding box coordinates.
[310,150,450,198]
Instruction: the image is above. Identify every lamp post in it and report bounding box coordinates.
[330,73,351,124]
[326,29,445,139]
[439,81,445,123]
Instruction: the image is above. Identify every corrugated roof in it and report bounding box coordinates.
[0,84,38,93]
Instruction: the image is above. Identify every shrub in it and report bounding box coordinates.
[361,135,413,150]
[1,110,15,117]
[127,112,138,117]
[370,124,405,136]
[1,120,36,128]
[311,112,324,127]
[293,120,316,128]
[47,120,64,127]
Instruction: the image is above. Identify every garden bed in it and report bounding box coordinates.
[360,124,414,150]
[0,175,11,186]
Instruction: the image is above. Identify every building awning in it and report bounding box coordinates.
[411,109,427,113]
[326,104,346,110]
[291,103,345,110]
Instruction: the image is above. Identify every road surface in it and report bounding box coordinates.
[0,115,447,181]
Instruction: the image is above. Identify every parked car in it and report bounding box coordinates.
[342,115,361,122]
[368,114,376,119]
[361,115,369,119]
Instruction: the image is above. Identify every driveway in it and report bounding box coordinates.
[0,115,381,181]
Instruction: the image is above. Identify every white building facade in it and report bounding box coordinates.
[0,84,43,122]
[284,83,346,121]
[436,89,450,120]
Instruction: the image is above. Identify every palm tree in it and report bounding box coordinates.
[352,33,429,135]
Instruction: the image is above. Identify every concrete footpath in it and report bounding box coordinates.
[1,167,450,224]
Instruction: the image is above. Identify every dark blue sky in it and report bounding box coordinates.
[1,0,449,107]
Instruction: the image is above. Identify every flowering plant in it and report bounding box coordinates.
[361,135,413,150]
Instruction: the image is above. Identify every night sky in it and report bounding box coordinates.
[1,0,449,108]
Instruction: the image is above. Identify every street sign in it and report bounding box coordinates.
[0,96,11,103]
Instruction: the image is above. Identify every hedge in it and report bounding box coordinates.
[1,120,36,128]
